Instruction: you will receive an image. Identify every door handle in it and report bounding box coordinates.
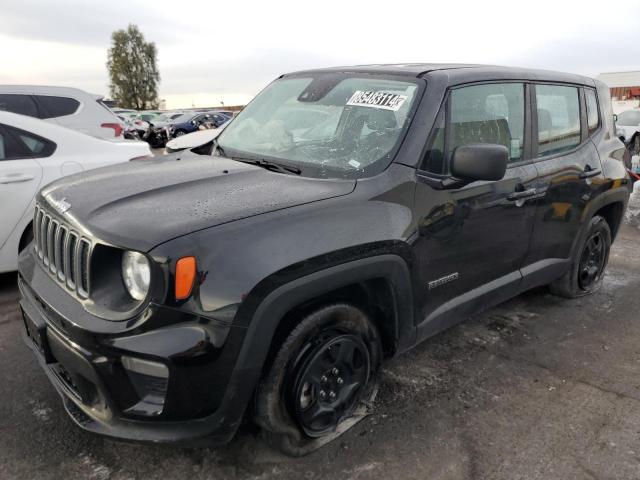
[579,168,601,179]
[507,188,537,201]
[0,174,35,184]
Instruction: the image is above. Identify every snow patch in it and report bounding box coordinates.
[624,181,640,227]
[343,462,382,480]
[80,454,112,480]
[29,400,52,421]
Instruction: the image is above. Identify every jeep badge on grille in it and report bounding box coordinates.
[51,197,71,215]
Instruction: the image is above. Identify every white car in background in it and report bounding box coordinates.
[0,111,151,273]
[616,109,640,153]
[164,119,230,154]
[0,85,124,139]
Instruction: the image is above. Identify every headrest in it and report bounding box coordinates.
[538,108,553,131]
[365,109,398,131]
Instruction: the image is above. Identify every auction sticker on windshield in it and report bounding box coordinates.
[347,90,408,111]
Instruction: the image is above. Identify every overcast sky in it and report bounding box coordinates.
[0,0,638,109]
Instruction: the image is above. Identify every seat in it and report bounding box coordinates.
[451,118,512,152]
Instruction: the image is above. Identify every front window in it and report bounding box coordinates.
[217,74,421,178]
[421,82,525,175]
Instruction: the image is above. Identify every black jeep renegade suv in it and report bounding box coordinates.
[19,64,630,455]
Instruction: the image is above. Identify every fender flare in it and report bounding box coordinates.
[581,185,629,224]
[182,254,416,443]
[236,254,415,375]
[568,185,630,258]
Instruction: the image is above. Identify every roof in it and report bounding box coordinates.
[284,63,482,77]
[596,71,640,88]
[0,85,102,100]
[284,63,595,85]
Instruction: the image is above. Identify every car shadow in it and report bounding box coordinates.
[0,271,18,295]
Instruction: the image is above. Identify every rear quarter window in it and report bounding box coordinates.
[36,95,80,118]
[2,124,56,158]
[585,89,600,135]
[0,94,39,118]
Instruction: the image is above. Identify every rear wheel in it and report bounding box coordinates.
[549,215,611,298]
[174,129,186,137]
[255,303,382,456]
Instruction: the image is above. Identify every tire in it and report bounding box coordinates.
[255,303,382,456]
[633,135,640,156]
[174,130,186,137]
[18,224,33,253]
[549,215,611,298]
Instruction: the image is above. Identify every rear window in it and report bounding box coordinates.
[0,94,39,118]
[0,123,56,159]
[0,127,26,160]
[36,95,80,118]
[536,85,581,157]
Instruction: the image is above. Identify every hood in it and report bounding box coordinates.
[166,128,221,150]
[39,152,355,251]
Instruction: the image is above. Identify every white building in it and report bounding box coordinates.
[596,71,640,113]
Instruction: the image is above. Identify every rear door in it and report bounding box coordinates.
[520,84,605,287]
[413,82,538,339]
[0,125,44,249]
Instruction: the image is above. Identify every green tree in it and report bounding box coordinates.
[106,24,160,110]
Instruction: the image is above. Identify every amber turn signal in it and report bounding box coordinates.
[175,256,196,300]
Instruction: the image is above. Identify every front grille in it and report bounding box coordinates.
[33,204,92,299]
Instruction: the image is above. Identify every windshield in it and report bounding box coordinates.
[217,74,420,178]
[617,110,640,126]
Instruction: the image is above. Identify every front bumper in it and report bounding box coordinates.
[18,259,258,446]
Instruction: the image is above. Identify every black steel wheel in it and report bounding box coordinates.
[288,332,370,437]
[255,303,382,456]
[549,215,611,298]
[578,231,607,290]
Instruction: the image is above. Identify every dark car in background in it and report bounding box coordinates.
[19,64,630,456]
[168,111,230,138]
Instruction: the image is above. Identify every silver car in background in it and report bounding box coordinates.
[0,85,124,139]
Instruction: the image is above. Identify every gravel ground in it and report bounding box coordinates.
[2,225,640,479]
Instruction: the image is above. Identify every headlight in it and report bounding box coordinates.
[122,251,150,301]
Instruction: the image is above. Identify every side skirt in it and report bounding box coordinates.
[413,258,569,345]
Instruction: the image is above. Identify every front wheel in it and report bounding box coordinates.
[255,304,382,456]
[549,215,611,298]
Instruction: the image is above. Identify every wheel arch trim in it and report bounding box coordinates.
[238,254,415,375]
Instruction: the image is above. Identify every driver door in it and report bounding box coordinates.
[412,82,538,341]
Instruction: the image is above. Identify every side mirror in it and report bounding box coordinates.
[450,143,508,183]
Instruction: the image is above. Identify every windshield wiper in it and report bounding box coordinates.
[233,157,302,175]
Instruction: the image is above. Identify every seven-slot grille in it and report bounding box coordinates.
[33,204,92,298]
